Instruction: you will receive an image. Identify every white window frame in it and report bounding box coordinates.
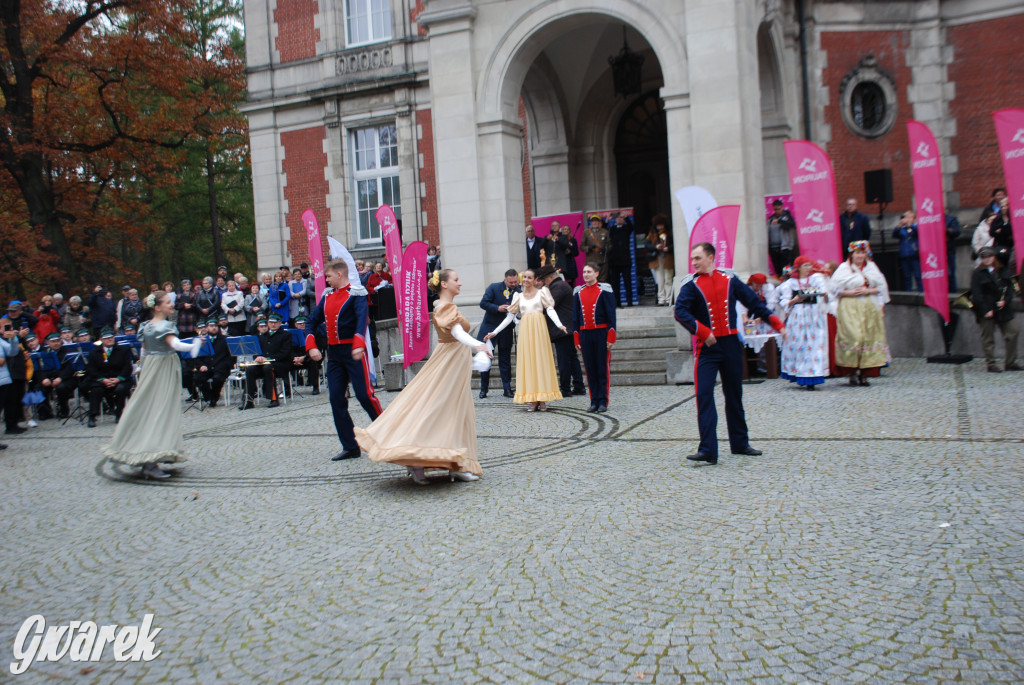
[350,123,401,246]
[344,0,393,47]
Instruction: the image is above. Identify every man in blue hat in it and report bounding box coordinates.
[84,327,132,427]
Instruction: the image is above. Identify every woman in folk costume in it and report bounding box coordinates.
[777,256,830,390]
[830,241,890,386]
[484,269,567,412]
[102,291,204,479]
[356,269,490,485]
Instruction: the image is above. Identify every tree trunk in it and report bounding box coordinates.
[206,143,224,271]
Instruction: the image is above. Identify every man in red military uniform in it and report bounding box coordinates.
[674,242,786,465]
[573,263,617,412]
[306,259,382,461]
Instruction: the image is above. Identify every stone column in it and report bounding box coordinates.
[684,0,767,274]
[419,3,491,300]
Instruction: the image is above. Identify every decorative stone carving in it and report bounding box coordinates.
[336,46,394,75]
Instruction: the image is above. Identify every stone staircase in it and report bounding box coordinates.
[465,304,679,388]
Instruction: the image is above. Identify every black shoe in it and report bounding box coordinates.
[311,389,320,395]
[686,453,717,465]
[58,411,69,420]
[86,417,96,428]
[479,390,488,399]
[572,388,587,396]
[186,394,199,402]
[0,444,7,450]
[988,365,1003,373]
[503,389,514,398]
[331,447,361,461]
[267,400,280,408]
[596,404,608,413]
[209,400,218,408]
[732,446,763,456]
[586,404,598,413]
[805,384,816,391]
[1006,363,1023,371]
[239,402,254,411]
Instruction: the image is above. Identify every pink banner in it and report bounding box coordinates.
[400,241,429,368]
[531,212,585,286]
[783,140,842,264]
[688,205,740,273]
[907,121,950,322]
[300,209,328,300]
[993,109,1024,275]
[375,204,403,312]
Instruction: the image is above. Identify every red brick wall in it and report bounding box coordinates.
[274,0,319,63]
[410,0,427,36]
[281,126,331,266]
[416,109,439,247]
[520,97,532,220]
[821,31,915,211]
[947,14,1024,209]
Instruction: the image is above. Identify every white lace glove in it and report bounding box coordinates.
[450,324,483,349]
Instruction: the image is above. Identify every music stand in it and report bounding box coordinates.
[179,336,215,412]
[60,343,89,424]
[226,336,263,405]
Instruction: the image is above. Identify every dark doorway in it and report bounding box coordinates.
[615,91,670,234]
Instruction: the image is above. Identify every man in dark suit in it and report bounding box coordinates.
[241,313,293,409]
[194,318,235,407]
[840,197,872,259]
[477,269,520,398]
[35,332,77,419]
[525,225,542,270]
[535,266,585,397]
[84,327,133,427]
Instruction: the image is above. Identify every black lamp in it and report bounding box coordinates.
[608,26,644,97]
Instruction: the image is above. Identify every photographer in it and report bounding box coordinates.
[87,285,117,339]
[33,295,61,340]
[1,315,27,434]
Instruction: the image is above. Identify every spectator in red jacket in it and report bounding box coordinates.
[33,296,61,340]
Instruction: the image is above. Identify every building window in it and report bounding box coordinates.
[345,0,392,46]
[351,124,400,244]
[839,54,898,139]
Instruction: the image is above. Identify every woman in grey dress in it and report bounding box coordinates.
[102,291,204,479]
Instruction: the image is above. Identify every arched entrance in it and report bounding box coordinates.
[614,91,670,232]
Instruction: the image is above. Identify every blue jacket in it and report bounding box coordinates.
[478,281,519,336]
[87,291,117,328]
[892,224,920,259]
[267,283,290,319]
[841,211,872,252]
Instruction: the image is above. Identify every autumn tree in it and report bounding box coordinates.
[0,0,247,296]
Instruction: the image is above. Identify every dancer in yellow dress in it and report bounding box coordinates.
[484,269,567,412]
[355,269,491,484]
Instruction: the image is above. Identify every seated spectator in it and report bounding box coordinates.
[84,327,133,427]
[240,313,293,410]
[36,332,76,419]
[290,316,321,395]
[193,318,234,407]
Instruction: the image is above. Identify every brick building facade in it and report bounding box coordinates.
[242,0,1023,297]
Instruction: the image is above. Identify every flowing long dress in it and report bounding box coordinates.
[102,319,187,465]
[508,288,562,404]
[778,273,830,386]
[831,260,890,376]
[355,303,482,475]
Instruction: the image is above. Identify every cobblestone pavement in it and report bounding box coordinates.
[1,358,1022,683]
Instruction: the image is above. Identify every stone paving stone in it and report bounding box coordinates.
[0,360,1022,682]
